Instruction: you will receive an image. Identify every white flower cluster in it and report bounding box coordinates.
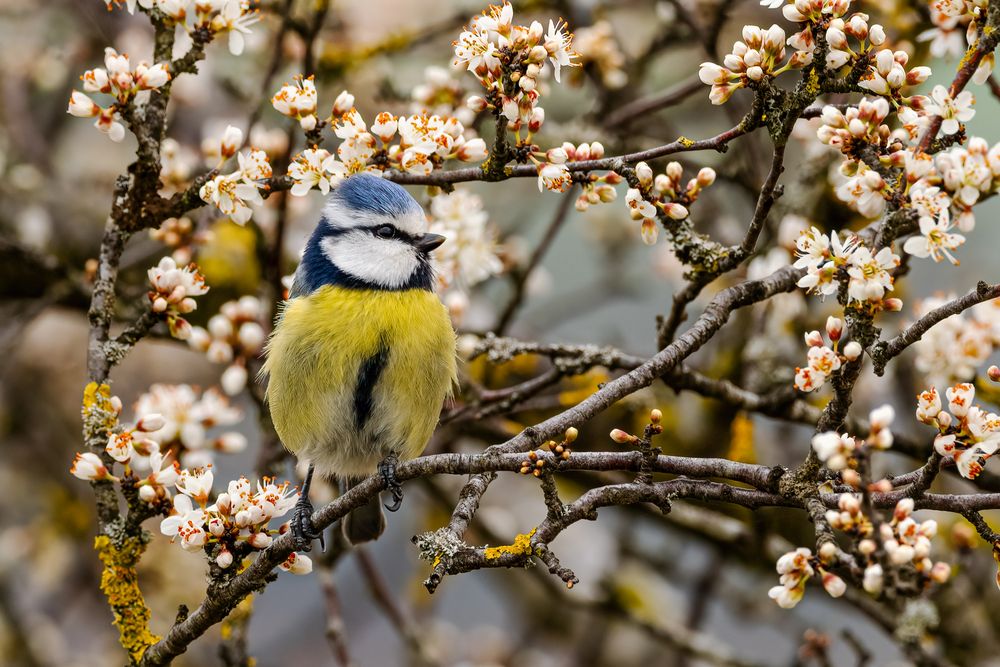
[919,0,995,83]
[104,0,260,56]
[198,148,272,225]
[410,66,476,127]
[812,404,894,474]
[147,256,209,340]
[794,316,864,392]
[793,227,900,306]
[159,469,311,575]
[624,161,714,245]
[282,93,488,196]
[67,48,170,142]
[134,383,246,469]
[72,399,181,506]
[879,499,951,580]
[572,20,627,89]
[188,296,266,396]
[768,547,845,609]
[427,190,503,292]
[536,141,608,194]
[912,295,1000,386]
[917,383,1000,479]
[455,2,577,131]
[699,24,809,105]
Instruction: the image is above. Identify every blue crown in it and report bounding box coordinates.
[331,173,420,218]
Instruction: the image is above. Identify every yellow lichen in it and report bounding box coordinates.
[94,535,160,664]
[483,528,537,560]
[220,594,254,641]
[81,382,118,433]
[676,136,695,147]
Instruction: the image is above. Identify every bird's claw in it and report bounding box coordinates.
[291,495,325,551]
[292,464,325,551]
[378,453,404,512]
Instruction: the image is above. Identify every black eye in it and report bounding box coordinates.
[374,225,396,239]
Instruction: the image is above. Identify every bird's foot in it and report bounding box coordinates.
[291,464,325,551]
[378,452,404,512]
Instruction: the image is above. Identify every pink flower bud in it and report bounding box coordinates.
[216,547,234,569]
[610,429,634,444]
[805,330,824,347]
[988,366,1000,382]
[822,572,846,597]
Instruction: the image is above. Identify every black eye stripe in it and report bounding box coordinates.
[365,224,415,242]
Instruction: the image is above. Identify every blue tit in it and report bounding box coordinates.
[261,174,457,546]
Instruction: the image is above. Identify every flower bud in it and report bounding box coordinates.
[216,547,234,569]
[136,413,166,432]
[610,429,634,444]
[805,330,824,347]
[825,316,844,341]
[822,572,846,597]
[139,485,157,502]
[842,341,862,361]
[331,90,355,117]
[635,162,653,186]
[883,297,903,311]
[989,365,1000,382]
[696,167,716,187]
[248,532,273,549]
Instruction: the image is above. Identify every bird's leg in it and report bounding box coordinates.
[378,451,404,512]
[292,463,325,551]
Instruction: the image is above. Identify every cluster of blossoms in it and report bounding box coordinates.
[147,256,209,340]
[159,468,311,575]
[150,216,211,265]
[67,48,170,141]
[72,391,180,500]
[793,227,901,307]
[104,0,260,56]
[811,404,894,477]
[271,75,325,133]
[912,295,1000,386]
[455,2,577,132]
[72,383,246,509]
[188,296,266,396]
[917,383,1000,479]
[919,0,995,83]
[198,148,272,225]
[427,190,503,294]
[134,383,246,469]
[284,103,487,195]
[409,66,476,127]
[794,316,864,392]
[570,20,627,89]
[878,498,951,583]
[767,547,846,609]
[699,24,808,105]
[535,141,608,195]
[624,161,714,244]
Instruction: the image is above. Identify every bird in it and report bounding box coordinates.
[261,173,457,547]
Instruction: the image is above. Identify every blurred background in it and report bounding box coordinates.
[3,0,1000,665]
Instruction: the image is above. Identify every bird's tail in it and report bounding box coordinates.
[340,476,386,544]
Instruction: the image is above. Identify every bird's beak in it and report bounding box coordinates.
[415,233,446,252]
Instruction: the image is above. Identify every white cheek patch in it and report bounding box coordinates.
[321,232,420,289]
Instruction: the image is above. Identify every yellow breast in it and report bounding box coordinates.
[262,286,456,476]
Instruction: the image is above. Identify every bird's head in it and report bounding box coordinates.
[295,174,445,294]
